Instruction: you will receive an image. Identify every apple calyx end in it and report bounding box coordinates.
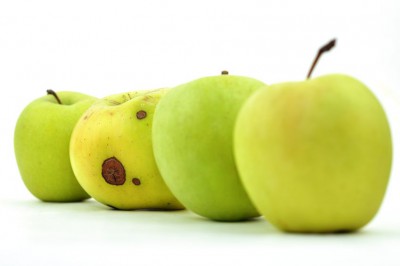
[306,38,337,79]
[221,70,229,75]
[46,89,62,105]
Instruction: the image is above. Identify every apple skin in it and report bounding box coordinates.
[70,89,184,210]
[14,91,97,202]
[234,74,392,233]
[152,74,265,221]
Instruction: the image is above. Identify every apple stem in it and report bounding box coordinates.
[46,89,62,105]
[306,39,336,79]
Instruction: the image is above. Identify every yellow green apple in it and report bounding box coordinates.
[14,90,97,202]
[234,40,392,233]
[152,72,265,221]
[70,89,184,210]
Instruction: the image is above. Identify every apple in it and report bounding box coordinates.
[234,39,392,233]
[70,89,184,210]
[14,90,97,202]
[152,72,265,221]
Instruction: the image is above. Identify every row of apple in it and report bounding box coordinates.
[14,39,392,233]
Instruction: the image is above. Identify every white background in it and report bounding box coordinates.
[1,0,400,265]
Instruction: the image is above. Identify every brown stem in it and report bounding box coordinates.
[46,89,62,105]
[307,39,336,79]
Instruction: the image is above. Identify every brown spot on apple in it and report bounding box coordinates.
[136,110,147,120]
[102,157,126,185]
[132,178,141,186]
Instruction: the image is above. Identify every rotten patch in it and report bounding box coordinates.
[136,110,147,120]
[102,157,126,185]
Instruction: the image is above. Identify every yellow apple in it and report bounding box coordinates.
[234,40,392,233]
[70,89,184,210]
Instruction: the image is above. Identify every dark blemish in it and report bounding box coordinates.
[221,70,229,75]
[102,157,126,185]
[132,177,141,186]
[136,110,147,120]
[83,111,94,120]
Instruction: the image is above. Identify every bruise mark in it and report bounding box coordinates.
[102,157,126,185]
[136,110,147,120]
[132,178,141,186]
[83,111,94,120]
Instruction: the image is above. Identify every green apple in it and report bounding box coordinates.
[152,72,265,221]
[234,40,392,233]
[70,89,184,210]
[14,90,97,202]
